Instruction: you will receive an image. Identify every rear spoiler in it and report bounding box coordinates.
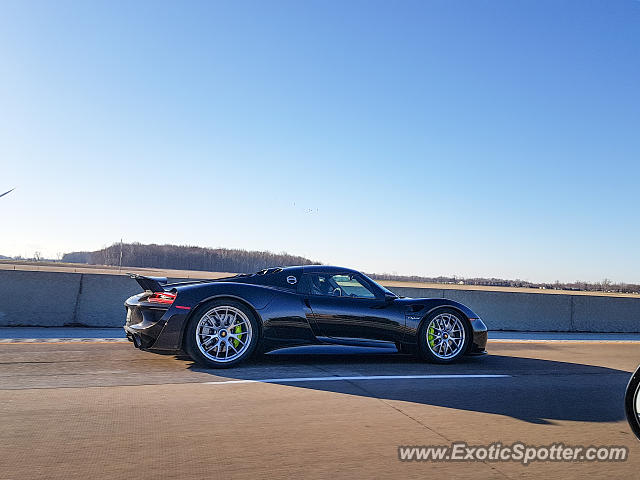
[128,274,168,293]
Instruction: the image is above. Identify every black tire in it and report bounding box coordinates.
[184,299,260,368]
[417,308,471,364]
[625,365,640,441]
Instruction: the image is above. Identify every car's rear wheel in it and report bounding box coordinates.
[184,300,259,368]
[417,308,470,363]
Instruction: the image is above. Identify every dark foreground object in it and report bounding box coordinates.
[124,265,488,367]
[626,364,640,440]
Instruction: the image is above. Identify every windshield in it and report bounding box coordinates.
[360,273,398,297]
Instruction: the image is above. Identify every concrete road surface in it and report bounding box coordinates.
[1,341,639,479]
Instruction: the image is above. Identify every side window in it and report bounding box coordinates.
[308,273,376,298]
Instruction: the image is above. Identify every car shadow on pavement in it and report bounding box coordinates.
[186,349,631,425]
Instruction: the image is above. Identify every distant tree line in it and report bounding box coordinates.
[60,251,91,263]
[367,273,640,295]
[62,242,319,273]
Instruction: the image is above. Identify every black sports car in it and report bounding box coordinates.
[124,265,488,368]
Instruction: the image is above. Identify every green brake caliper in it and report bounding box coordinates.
[233,325,242,348]
[428,325,435,348]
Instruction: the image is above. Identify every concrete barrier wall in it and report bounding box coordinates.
[0,270,639,332]
[0,270,183,328]
[0,271,82,326]
[74,274,158,327]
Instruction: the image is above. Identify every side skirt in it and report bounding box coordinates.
[315,336,397,349]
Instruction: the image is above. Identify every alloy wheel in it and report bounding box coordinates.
[195,305,253,363]
[426,312,466,359]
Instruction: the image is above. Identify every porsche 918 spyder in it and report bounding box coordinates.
[124,265,488,368]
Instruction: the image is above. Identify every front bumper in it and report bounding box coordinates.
[468,318,488,355]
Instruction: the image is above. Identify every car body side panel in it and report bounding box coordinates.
[306,296,407,343]
[257,290,319,352]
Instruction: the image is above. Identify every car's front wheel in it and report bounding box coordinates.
[417,308,470,363]
[184,300,259,368]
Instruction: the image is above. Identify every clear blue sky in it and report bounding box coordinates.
[1,0,639,283]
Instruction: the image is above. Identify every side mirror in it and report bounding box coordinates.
[384,292,397,303]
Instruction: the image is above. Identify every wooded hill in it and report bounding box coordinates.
[62,242,318,273]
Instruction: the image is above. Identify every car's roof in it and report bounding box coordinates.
[223,265,361,279]
[292,265,361,275]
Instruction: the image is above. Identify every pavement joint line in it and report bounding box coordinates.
[376,395,513,479]
[201,374,511,385]
[280,359,521,480]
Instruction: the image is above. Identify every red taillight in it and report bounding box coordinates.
[147,292,176,305]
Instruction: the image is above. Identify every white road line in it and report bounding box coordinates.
[0,338,128,343]
[4,338,637,345]
[490,339,640,344]
[202,374,511,385]
[1,338,638,344]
